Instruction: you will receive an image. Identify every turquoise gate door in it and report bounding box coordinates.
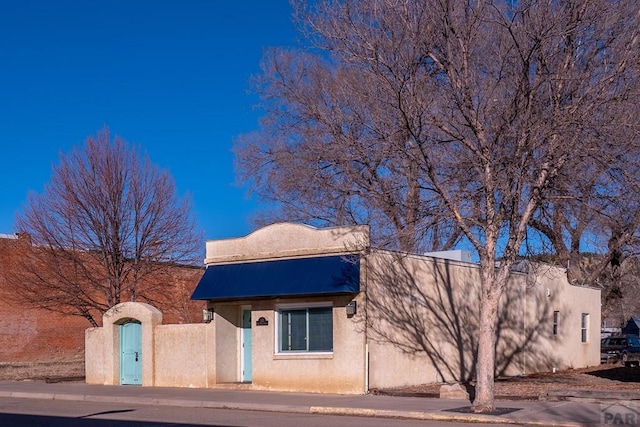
[241,309,252,382]
[120,321,142,385]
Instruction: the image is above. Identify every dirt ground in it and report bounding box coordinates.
[0,360,84,382]
[376,363,640,400]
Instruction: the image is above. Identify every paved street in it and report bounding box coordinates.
[0,380,638,426]
[0,397,512,427]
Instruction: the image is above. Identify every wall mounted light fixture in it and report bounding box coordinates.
[346,301,357,317]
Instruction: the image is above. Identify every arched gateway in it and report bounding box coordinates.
[88,302,162,386]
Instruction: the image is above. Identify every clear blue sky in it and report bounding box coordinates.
[0,1,297,240]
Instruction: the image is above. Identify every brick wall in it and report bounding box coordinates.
[0,301,87,362]
[0,235,204,365]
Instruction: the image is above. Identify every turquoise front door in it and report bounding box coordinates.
[120,321,142,385]
[241,309,252,382]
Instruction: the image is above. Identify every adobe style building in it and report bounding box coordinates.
[85,223,600,393]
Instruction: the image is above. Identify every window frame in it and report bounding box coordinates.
[276,302,334,354]
[552,311,559,336]
[581,313,589,343]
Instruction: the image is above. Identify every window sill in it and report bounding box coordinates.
[273,352,334,360]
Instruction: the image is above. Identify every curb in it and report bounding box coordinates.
[0,390,586,427]
[310,406,583,426]
[542,389,640,402]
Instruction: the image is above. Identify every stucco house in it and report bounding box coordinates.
[85,223,600,393]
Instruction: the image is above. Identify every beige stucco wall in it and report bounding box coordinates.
[244,296,365,394]
[212,304,239,383]
[365,251,481,388]
[522,264,601,372]
[85,297,365,393]
[84,327,105,384]
[204,222,369,264]
[86,302,219,388]
[153,323,213,388]
[364,251,601,390]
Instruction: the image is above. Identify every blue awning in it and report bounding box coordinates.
[191,255,360,301]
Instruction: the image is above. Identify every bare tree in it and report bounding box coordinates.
[236,0,640,411]
[235,28,461,253]
[530,119,640,322]
[7,129,202,327]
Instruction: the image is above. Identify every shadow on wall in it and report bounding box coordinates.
[363,252,563,383]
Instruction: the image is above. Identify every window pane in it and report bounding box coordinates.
[279,306,333,353]
[280,310,307,351]
[309,307,333,351]
[280,311,288,350]
[289,310,307,350]
[581,313,588,343]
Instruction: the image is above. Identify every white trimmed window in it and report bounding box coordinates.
[581,313,589,343]
[278,306,333,352]
[553,311,559,336]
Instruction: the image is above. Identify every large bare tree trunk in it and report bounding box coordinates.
[474,263,511,411]
[475,291,499,411]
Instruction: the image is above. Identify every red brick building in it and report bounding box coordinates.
[0,233,204,379]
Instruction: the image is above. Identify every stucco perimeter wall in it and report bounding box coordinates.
[86,302,164,386]
[86,303,219,388]
[365,252,600,390]
[204,223,369,264]
[154,323,214,388]
[84,327,105,384]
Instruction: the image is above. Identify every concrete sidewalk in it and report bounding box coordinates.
[0,380,635,426]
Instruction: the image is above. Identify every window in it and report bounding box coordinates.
[553,311,559,336]
[278,306,333,352]
[581,313,589,343]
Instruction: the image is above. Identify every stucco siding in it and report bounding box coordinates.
[211,296,365,394]
[84,327,105,384]
[365,251,482,388]
[364,251,600,389]
[204,223,368,265]
[154,323,210,388]
[522,264,601,372]
[250,303,365,394]
[213,305,239,383]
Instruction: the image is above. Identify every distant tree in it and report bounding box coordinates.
[236,0,640,412]
[7,129,202,327]
[530,119,640,320]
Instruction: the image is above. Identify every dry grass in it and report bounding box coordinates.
[375,363,640,400]
[0,360,84,382]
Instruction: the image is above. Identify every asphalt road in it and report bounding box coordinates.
[0,397,514,427]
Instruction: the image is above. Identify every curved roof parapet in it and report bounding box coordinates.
[204,222,370,265]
